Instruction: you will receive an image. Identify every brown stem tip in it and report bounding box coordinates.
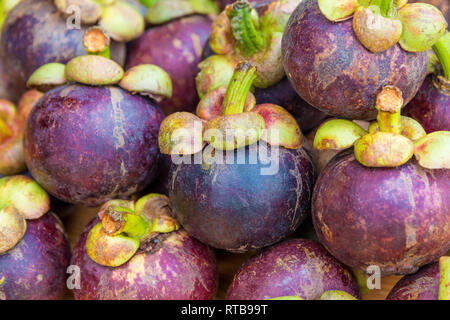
[376,86,403,113]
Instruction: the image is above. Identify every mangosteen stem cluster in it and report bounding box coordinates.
[26,28,173,100]
[86,194,180,267]
[159,61,303,154]
[319,0,448,53]
[196,0,296,97]
[314,86,450,169]
[0,176,50,254]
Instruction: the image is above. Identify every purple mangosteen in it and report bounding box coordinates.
[226,238,361,300]
[387,256,450,300]
[23,27,170,206]
[71,194,218,300]
[160,62,315,252]
[281,0,445,119]
[0,175,70,300]
[311,86,450,276]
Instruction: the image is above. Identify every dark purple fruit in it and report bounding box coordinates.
[24,84,164,206]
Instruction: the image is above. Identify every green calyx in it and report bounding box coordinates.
[313,119,367,151]
[27,63,67,92]
[413,131,450,169]
[320,0,448,53]
[439,256,450,300]
[228,1,265,58]
[143,0,219,25]
[65,55,124,86]
[99,1,145,42]
[86,194,180,267]
[119,64,173,101]
[0,175,50,254]
[315,86,434,168]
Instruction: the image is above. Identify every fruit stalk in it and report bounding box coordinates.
[222,62,257,115]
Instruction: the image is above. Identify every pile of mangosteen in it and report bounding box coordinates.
[0,0,448,301]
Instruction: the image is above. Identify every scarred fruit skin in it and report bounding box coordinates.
[386,262,440,300]
[226,239,361,300]
[71,218,218,300]
[282,0,428,119]
[0,0,125,96]
[169,145,315,251]
[24,85,164,206]
[0,212,70,300]
[403,77,449,133]
[127,15,212,114]
[254,77,328,133]
[312,151,450,276]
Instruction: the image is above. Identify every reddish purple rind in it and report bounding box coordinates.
[404,76,449,133]
[169,145,315,251]
[312,151,450,276]
[71,218,218,300]
[0,0,125,98]
[24,84,164,206]
[254,77,328,133]
[386,262,439,300]
[281,0,428,120]
[226,238,361,300]
[0,212,70,300]
[127,15,212,114]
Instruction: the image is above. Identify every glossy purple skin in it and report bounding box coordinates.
[169,145,315,252]
[0,212,70,300]
[254,77,328,133]
[127,15,212,115]
[24,85,165,206]
[71,218,218,300]
[282,0,428,120]
[404,76,449,133]
[0,0,125,97]
[312,151,450,276]
[226,238,361,300]
[386,262,440,300]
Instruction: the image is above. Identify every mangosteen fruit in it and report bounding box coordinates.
[226,238,361,300]
[0,175,70,300]
[281,0,447,119]
[404,33,450,133]
[24,28,169,206]
[387,256,450,300]
[312,86,450,275]
[71,193,218,300]
[160,62,315,252]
